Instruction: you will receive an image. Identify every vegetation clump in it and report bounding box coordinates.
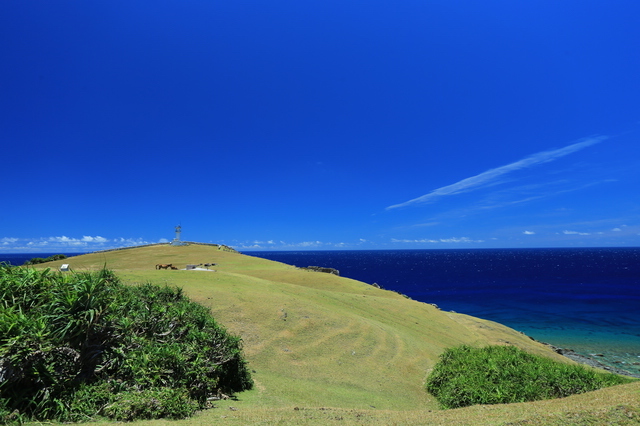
[0,266,253,423]
[22,254,67,265]
[425,345,632,409]
[299,266,340,275]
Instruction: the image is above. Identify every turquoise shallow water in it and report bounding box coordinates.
[505,323,640,375]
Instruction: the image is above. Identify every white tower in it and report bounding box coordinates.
[170,225,186,246]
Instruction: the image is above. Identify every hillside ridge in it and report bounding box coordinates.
[31,243,639,425]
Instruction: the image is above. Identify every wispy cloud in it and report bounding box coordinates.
[391,237,484,244]
[232,240,329,250]
[563,230,591,236]
[386,136,607,210]
[232,238,372,251]
[0,236,161,252]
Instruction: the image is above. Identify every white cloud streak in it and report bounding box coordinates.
[0,236,162,252]
[391,237,484,244]
[232,238,372,251]
[386,136,607,210]
[563,230,591,236]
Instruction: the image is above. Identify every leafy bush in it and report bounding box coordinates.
[425,345,632,409]
[0,266,253,423]
[22,254,67,265]
[101,388,199,421]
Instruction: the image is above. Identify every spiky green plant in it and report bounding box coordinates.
[425,345,633,409]
[0,265,252,423]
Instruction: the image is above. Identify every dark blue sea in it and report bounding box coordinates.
[0,253,83,266]
[245,248,640,375]
[3,249,639,374]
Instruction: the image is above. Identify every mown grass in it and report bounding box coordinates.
[91,381,640,426]
[32,245,640,425]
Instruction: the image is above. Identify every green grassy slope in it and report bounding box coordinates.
[36,244,639,425]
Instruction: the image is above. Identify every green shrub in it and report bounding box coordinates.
[101,388,199,421]
[425,345,632,409]
[0,265,253,423]
[22,254,67,265]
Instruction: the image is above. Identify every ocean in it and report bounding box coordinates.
[0,253,83,266]
[3,248,639,375]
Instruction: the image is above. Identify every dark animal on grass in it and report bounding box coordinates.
[170,266,178,270]
[156,263,172,270]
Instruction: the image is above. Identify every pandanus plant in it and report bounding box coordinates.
[0,265,252,423]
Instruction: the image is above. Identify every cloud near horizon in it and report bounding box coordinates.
[563,230,591,236]
[386,136,607,210]
[391,237,485,244]
[232,239,373,251]
[0,236,160,252]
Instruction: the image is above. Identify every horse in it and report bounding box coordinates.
[156,263,172,270]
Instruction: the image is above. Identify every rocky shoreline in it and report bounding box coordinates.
[545,344,640,378]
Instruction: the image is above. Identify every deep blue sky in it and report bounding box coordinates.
[2,1,639,252]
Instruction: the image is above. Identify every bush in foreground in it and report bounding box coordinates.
[425,345,632,409]
[0,266,253,423]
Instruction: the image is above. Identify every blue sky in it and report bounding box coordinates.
[1,1,639,252]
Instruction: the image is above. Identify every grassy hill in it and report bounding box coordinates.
[35,244,640,425]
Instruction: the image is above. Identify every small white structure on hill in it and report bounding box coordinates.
[60,264,70,271]
[170,225,187,246]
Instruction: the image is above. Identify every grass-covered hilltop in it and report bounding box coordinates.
[3,244,639,425]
